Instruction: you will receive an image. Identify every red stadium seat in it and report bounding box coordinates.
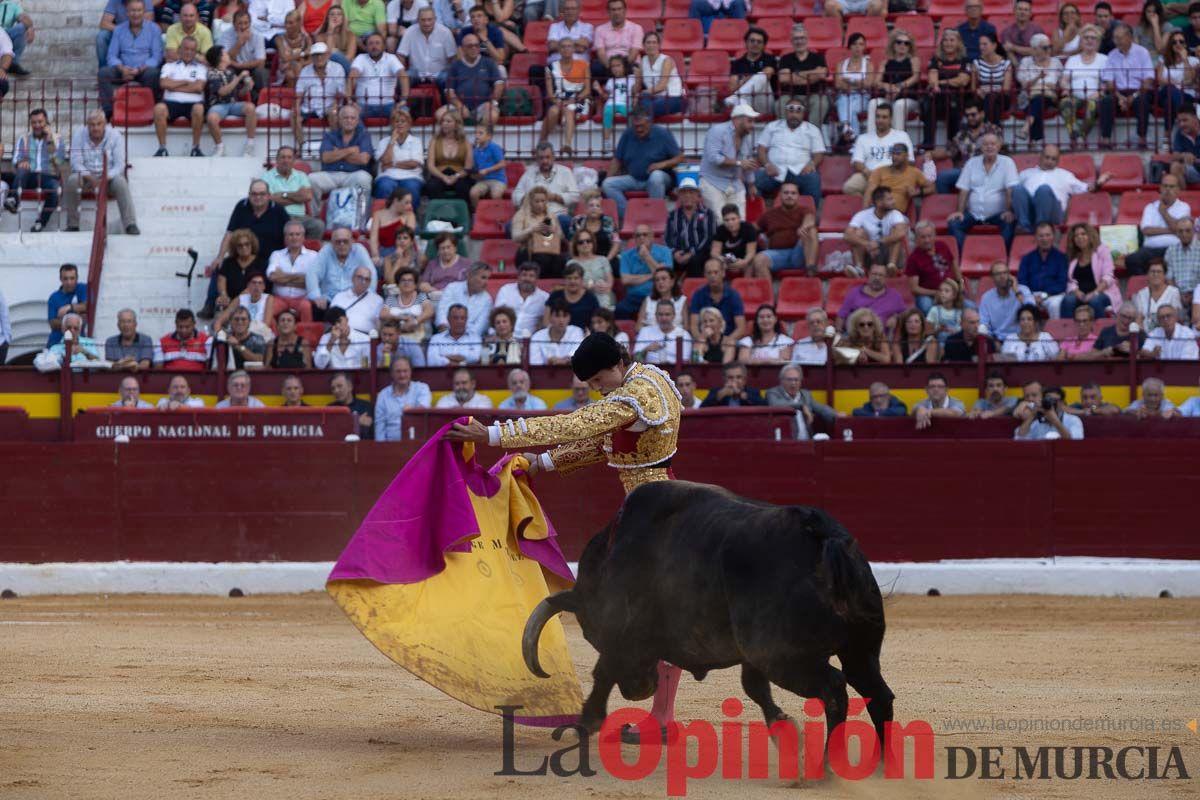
[776,277,823,321]
[758,18,795,54]
[844,16,887,46]
[1059,153,1096,184]
[486,274,518,299]
[1126,275,1150,299]
[972,275,995,301]
[937,235,961,268]
[824,277,865,318]
[662,19,705,53]
[471,199,511,239]
[296,322,324,347]
[887,277,915,305]
[619,198,668,236]
[480,239,519,269]
[682,277,707,299]
[111,86,155,126]
[820,156,855,195]
[892,15,934,50]
[1179,190,1200,210]
[926,0,961,17]
[1012,153,1039,173]
[504,161,525,189]
[255,87,295,128]
[707,19,750,53]
[523,20,551,52]
[1008,234,1036,273]
[818,194,861,233]
[664,0,691,15]
[817,237,852,269]
[802,16,842,50]
[686,50,732,90]
[917,194,959,234]
[731,277,774,308]
[1043,318,1077,341]
[960,236,1008,277]
[616,319,638,340]
[1116,192,1153,225]
[626,0,663,16]
[1066,193,1115,226]
[748,0,793,19]
[1099,153,1146,190]
[507,53,545,85]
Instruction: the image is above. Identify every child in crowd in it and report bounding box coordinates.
[468,124,508,209]
[925,279,964,343]
[597,55,635,150]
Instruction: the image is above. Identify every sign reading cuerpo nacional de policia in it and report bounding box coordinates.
[76,409,355,441]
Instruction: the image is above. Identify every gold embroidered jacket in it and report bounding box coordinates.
[487,363,683,494]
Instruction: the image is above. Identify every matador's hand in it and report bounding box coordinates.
[446,420,490,443]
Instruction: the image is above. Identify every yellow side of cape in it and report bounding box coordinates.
[327,455,582,721]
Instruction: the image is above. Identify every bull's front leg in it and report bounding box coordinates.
[578,656,620,733]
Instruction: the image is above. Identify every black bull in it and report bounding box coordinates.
[523,480,894,748]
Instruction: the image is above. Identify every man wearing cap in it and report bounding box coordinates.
[863,142,930,216]
[754,98,826,206]
[665,178,716,278]
[447,332,684,745]
[699,103,760,218]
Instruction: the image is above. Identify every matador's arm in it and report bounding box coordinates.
[486,399,638,473]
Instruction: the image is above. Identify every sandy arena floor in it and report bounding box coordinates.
[1,593,1197,800]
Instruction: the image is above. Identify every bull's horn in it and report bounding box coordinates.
[522,591,574,679]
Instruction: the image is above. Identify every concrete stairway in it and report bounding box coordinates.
[90,156,264,343]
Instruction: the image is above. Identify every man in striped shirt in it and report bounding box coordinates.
[664,177,715,278]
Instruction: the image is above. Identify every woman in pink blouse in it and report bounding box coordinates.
[1062,223,1122,319]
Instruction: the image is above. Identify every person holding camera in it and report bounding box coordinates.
[1014,380,1084,440]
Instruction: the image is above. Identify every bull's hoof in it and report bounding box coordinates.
[619,723,672,745]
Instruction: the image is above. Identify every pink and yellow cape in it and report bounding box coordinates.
[327,420,582,727]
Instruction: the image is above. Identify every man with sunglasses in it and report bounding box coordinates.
[754,98,826,207]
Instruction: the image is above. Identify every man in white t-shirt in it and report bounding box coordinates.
[845,187,909,273]
[843,102,913,195]
[633,299,691,365]
[266,221,320,317]
[152,36,206,157]
[946,133,1019,252]
[434,367,493,408]
[528,299,585,365]
[1013,144,1112,234]
[493,262,549,338]
[1126,173,1193,275]
[331,265,386,335]
[754,98,826,204]
[349,32,409,119]
[397,7,457,88]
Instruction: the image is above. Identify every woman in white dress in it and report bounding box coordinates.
[1058,24,1107,148]
[1133,262,1182,331]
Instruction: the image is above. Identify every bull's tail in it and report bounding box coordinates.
[522,590,579,678]
[807,510,881,622]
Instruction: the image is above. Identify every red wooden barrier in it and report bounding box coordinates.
[3,439,1198,564]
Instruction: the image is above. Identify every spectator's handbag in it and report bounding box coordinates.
[500,87,534,118]
[328,186,367,231]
